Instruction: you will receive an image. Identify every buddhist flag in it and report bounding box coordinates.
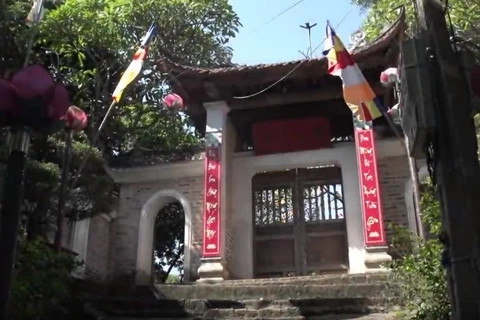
[112,23,157,103]
[323,22,384,122]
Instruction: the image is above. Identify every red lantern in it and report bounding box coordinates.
[64,105,88,132]
[470,66,480,98]
[162,93,184,110]
[0,64,70,133]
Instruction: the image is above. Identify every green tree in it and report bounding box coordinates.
[154,202,185,283]
[389,179,450,320]
[0,0,241,317]
[12,234,82,320]
[353,0,480,46]
[38,0,240,158]
[0,0,240,248]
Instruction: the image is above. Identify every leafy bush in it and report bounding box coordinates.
[389,179,451,320]
[12,235,82,320]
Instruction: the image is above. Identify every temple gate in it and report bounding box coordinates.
[73,14,418,286]
[252,166,348,278]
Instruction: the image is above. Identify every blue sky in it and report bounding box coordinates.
[228,0,366,65]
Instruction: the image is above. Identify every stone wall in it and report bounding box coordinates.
[378,155,411,243]
[110,163,204,283]
[81,144,412,285]
[85,215,112,282]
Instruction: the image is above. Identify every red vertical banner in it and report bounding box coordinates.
[202,146,221,257]
[354,128,386,246]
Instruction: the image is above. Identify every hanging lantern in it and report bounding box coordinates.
[162,93,184,110]
[64,105,88,132]
[380,67,399,87]
[0,64,70,133]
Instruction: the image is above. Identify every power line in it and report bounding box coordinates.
[233,6,355,100]
[245,0,306,36]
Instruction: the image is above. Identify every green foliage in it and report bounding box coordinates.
[0,0,240,314]
[387,222,414,259]
[36,0,240,157]
[12,235,82,320]
[354,0,480,47]
[166,274,181,283]
[389,179,451,320]
[154,202,185,283]
[0,0,240,235]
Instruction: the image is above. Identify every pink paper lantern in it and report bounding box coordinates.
[0,64,71,132]
[380,67,398,87]
[64,105,88,132]
[163,93,184,110]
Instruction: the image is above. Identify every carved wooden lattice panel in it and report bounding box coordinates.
[252,167,348,278]
[303,183,345,221]
[254,186,294,225]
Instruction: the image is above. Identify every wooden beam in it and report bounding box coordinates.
[227,82,385,110]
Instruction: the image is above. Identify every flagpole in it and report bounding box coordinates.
[62,22,157,203]
[69,100,116,192]
[23,0,44,67]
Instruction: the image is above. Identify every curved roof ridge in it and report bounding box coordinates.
[158,7,406,75]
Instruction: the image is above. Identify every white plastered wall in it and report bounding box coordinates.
[229,138,406,279]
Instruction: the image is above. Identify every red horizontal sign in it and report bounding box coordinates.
[355,128,386,246]
[252,117,332,155]
[202,146,221,257]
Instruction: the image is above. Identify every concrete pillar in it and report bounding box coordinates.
[354,127,392,270]
[197,101,232,281]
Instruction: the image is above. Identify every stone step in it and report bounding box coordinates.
[96,314,397,320]
[190,273,391,286]
[154,283,401,300]
[309,315,397,320]
[102,318,307,320]
[85,297,398,309]
[83,297,402,319]
[80,274,404,319]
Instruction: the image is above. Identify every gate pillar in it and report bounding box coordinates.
[354,125,392,270]
[197,101,233,281]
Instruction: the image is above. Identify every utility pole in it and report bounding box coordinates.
[300,22,317,58]
[415,0,480,318]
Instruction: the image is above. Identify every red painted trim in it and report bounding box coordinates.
[354,128,387,246]
[202,146,222,257]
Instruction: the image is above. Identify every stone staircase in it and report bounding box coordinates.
[80,273,404,319]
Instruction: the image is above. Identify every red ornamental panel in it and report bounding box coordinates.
[202,146,221,257]
[252,117,332,155]
[354,128,386,246]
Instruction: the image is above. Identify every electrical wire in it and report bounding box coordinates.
[232,6,354,100]
[66,5,353,195]
[245,0,306,36]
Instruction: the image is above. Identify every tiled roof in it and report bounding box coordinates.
[158,9,405,77]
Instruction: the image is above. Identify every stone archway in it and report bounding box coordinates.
[135,190,192,285]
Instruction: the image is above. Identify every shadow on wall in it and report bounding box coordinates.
[189,243,202,281]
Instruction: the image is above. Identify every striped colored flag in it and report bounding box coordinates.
[323,23,384,122]
[112,23,157,103]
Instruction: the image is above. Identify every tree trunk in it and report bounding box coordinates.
[162,245,184,283]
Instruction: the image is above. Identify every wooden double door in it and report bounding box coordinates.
[252,166,349,278]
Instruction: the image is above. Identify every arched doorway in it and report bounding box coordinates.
[153,201,185,283]
[135,190,192,285]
